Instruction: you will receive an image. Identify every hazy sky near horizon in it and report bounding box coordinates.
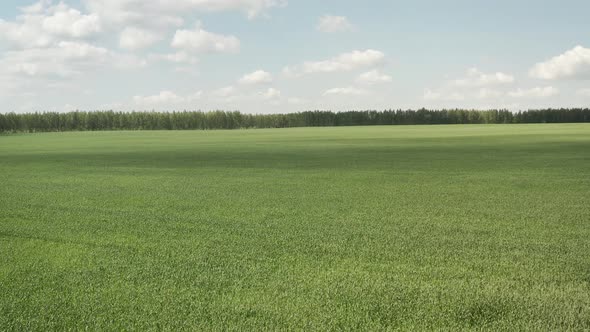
[1,0,590,113]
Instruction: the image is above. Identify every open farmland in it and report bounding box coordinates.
[1,124,589,330]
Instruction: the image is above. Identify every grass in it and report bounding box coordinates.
[1,124,589,330]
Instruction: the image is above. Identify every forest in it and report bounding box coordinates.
[1,108,589,132]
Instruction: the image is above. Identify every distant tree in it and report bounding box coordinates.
[0,109,589,133]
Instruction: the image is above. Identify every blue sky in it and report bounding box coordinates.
[1,0,589,113]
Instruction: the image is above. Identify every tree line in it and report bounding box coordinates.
[0,109,589,133]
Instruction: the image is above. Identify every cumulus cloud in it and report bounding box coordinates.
[134,91,183,105]
[133,90,202,105]
[317,15,354,33]
[239,70,273,84]
[0,1,101,49]
[20,0,52,14]
[212,86,236,98]
[530,45,590,80]
[0,40,146,79]
[83,0,181,28]
[284,49,385,76]
[42,3,101,38]
[155,52,199,65]
[0,41,109,77]
[171,23,240,54]
[0,1,151,81]
[205,86,283,104]
[357,70,392,84]
[323,87,368,96]
[260,87,281,100]
[423,67,515,104]
[119,27,162,50]
[0,1,152,83]
[452,68,514,87]
[176,0,287,19]
[0,18,53,48]
[508,87,559,98]
[84,0,286,27]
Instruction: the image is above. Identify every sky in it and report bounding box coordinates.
[1,0,590,114]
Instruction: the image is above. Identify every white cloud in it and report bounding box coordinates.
[21,0,51,14]
[182,90,203,102]
[154,51,199,65]
[423,68,514,104]
[239,70,273,84]
[452,68,514,87]
[208,86,282,104]
[0,41,109,77]
[0,40,146,80]
[134,91,182,104]
[260,88,281,100]
[508,87,559,98]
[0,17,53,48]
[42,3,101,38]
[317,15,354,33]
[120,27,162,50]
[357,70,392,84]
[212,86,236,98]
[171,0,287,19]
[83,0,182,28]
[84,0,285,28]
[0,1,101,49]
[323,87,368,96]
[133,90,202,105]
[530,45,590,80]
[577,88,590,97]
[285,49,385,76]
[171,23,240,54]
[0,2,147,81]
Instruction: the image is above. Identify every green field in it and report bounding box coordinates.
[1,124,589,330]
